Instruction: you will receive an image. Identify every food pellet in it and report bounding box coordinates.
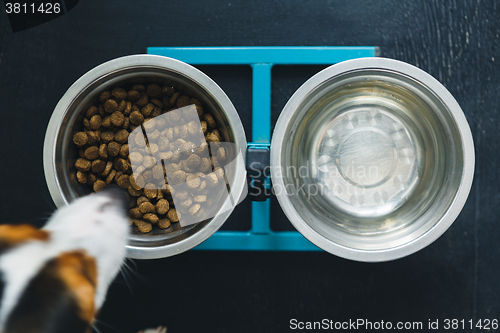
[84,146,99,160]
[200,121,208,134]
[76,171,87,184]
[197,180,207,191]
[186,176,200,189]
[117,100,127,112]
[156,199,169,215]
[87,173,97,185]
[193,195,207,203]
[141,103,154,117]
[111,112,125,127]
[189,203,201,215]
[115,171,123,182]
[116,158,130,173]
[102,116,111,128]
[147,84,162,98]
[167,209,180,223]
[101,131,115,143]
[143,213,159,224]
[152,164,164,179]
[99,91,111,103]
[204,114,216,128]
[144,186,158,199]
[158,219,171,229]
[130,174,145,191]
[124,102,132,115]
[129,208,143,219]
[137,196,149,206]
[180,198,193,210]
[130,111,144,125]
[119,144,129,158]
[171,170,187,184]
[73,132,88,147]
[134,219,152,233]
[176,95,190,108]
[147,143,159,156]
[133,84,146,91]
[114,129,129,144]
[86,105,99,119]
[214,167,225,180]
[87,131,100,145]
[98,144,108,159]
[128,90,141,101]
[206,173,218,187]
[175,190,189,201]
[75,158,91,172]
[91,160,106,174]
[104,99,118,113]
[139,201,155,214]
[217,147,226,160]
[200,158,211,173]
[136,93,148,107]
[151,98,163,108]
[106,170,117,184]
[107,142,121,157]
[206,131,220,143]
[143,156,156,169]
[112,87,127,100]
[90,115,102,130]
[169,92,180,106]
[117,174,130,189]
[187,154,201,169]
[93,179,106,192]
[128,186,142,197]
[162,86,175,96]
[102,161,113,177]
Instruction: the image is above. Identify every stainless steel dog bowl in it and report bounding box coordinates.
[44,55,247,259]
[271,58,474,262]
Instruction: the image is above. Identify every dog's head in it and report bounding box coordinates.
[0,188,130,333]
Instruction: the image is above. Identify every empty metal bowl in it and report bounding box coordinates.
[43,55,247,259]
[270,57,474,262]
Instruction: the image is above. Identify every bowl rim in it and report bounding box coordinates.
[270,57,475,262]
[43,54,248,259]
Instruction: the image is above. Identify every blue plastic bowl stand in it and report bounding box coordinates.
[146,46,377,251]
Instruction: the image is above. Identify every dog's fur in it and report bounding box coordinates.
[0,188,129,333]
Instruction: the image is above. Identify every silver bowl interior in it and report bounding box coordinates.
[50,63,244,254]
[278,69,465,251]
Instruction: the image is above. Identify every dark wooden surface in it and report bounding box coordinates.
[0,1,499,332]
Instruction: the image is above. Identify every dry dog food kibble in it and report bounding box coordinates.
[72,82,226,233]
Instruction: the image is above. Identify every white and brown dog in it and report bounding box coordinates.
[0,188,130,333]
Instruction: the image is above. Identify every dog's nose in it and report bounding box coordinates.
[100,185,129,211]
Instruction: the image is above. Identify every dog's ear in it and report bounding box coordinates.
[0,224,50,254]
[3,251,98,333]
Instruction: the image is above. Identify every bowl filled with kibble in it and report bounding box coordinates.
[44,55,248,259]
